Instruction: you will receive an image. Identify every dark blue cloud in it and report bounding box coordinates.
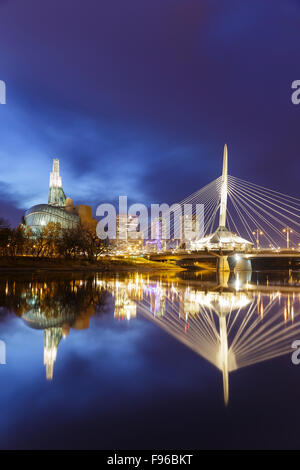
[0,0,300,225]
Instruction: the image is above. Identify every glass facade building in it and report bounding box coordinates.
[24,204,80,232]
[24,159,96,233]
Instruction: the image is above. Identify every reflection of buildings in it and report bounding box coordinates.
[137,280,300,406]
[283,294,295,322]
[114,280,137,320]
[179,288,252,317]
[97,275,167,318]
[24,159,96,232]
[44,327,63,380]
[144,283,166,317]
[3,274,300,399]
[97,274,143,320]
[0,278,105,380]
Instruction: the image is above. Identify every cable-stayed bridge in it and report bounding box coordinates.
[150,145,300,272]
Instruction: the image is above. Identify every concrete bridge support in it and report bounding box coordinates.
[232,256,252,273]
[217,255,230,273]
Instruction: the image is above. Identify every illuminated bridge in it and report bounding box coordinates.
[148,145,300,273]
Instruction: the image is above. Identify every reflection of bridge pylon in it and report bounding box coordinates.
[137,281,300,406]
[219,316,229,406]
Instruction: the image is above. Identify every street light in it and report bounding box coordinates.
[252,229,263,249]
[283,227,293,249]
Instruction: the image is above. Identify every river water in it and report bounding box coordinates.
[0,270,300,449]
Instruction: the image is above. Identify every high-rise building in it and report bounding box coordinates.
[180,214,200,249]
[112,214,144,253]
[145,217,167,252]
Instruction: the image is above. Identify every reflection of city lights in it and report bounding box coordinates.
[137,278,300,406]
[283,295,294,323]
[4,274,300,399]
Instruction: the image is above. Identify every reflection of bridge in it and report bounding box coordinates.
[149,145,300,273]
[150,249,300,260]
[137,279,300,406]
[97,273,300,405]
[3,273,300,403]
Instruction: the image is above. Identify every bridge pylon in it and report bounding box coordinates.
[219,144,228,227]
[191,145,253,255]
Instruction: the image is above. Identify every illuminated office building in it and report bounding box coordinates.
[145,217,167,252]
[112,214,144,253]
[180,214,200,249]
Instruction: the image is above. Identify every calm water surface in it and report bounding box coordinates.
[0,270,300,449]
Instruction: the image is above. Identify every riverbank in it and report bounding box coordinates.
[0,256,184,273]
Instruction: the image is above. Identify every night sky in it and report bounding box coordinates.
[0,0,300,226]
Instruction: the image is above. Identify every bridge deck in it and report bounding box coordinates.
[149,250,300,261]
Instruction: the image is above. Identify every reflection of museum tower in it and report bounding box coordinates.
[44,327,63,380]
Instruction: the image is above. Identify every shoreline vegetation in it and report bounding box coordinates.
[0,220,184,273]
[0,255,185,273]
